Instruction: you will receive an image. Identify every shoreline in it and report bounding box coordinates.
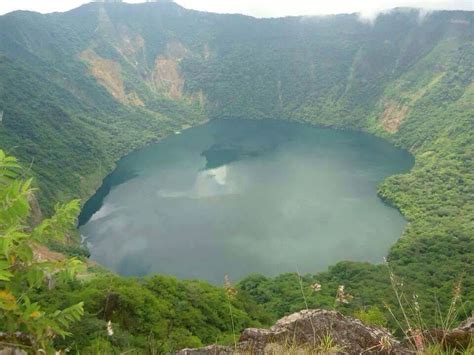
[77,117,415,282]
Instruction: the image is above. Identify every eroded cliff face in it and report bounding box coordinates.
[80,48,128,103]
[153,57,185,100]
[80,40,206,109]
[79,6,207,112]
[381,101,410,133]
[80,48,146,106]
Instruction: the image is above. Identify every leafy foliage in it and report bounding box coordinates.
[0,151,84,352]
[32,273,273,353]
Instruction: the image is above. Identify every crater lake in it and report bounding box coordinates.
[79,119,413,283]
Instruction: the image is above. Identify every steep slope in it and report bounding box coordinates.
[0,2,208,208]
[0,2,472,347]
[0,3,471,206]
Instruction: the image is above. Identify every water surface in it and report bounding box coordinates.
[79,119,413,283]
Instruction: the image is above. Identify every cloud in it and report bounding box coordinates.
[175,0,473,18]
[0,0,472,17]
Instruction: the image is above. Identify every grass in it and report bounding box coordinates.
[384,262,473,354]
[248,266,474,354]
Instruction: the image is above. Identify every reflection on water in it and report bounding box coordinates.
[156,165,233,199]
[79,119,413,283]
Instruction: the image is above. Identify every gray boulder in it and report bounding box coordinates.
[175,309,407,354]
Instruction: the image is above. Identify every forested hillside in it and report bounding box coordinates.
[0,3,471,208]
[0,2,472,352]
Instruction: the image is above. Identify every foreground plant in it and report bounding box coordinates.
[384,262,472,353]
[224,274,238,349]
[0,150,84,352]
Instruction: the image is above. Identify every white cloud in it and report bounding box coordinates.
[178,0,473,18]
[0,0,472,17]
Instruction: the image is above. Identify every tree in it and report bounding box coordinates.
[0,150,84,352]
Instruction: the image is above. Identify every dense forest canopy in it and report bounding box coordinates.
[0,1,473,352]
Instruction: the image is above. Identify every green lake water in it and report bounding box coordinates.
[79,119,413,283]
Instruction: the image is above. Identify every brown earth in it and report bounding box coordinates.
[381,101,410,133]
[32,244,66,262]
[153,57,185,100]
[117,29,145,58]
[80,49,127,103]
[380,72,445,133]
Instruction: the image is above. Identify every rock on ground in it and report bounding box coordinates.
[424,312,474,350]
[175,309,407,354]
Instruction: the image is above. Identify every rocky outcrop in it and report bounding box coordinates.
[424,313,474,350]
[0,349,27,355]
[457,313,474,332]
[176,309,407,354]
[0,332,32,355]
[176,345,233,355]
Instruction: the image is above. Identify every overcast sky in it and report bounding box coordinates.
[0,0,472,18]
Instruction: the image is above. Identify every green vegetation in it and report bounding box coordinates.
[36,274,272,353]
[0,150,84,352]
[0,2,472,352]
